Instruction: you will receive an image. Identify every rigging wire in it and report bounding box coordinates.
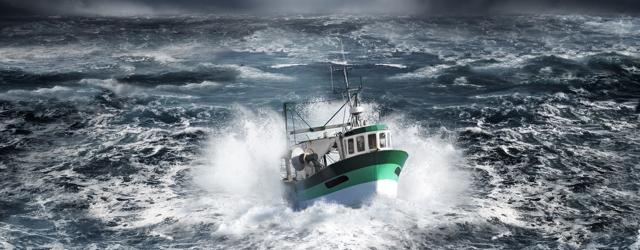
[322,97,351,127]
[293,109,313,130]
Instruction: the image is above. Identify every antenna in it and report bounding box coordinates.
[340,39,347,64]
[333,38,365,128]
[339,39,350,90]
[330,65,335,93]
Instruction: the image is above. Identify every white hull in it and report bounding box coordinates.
[297,179,398,208]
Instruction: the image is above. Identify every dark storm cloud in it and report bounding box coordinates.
[430,0,640,14]
[1,0,639,16]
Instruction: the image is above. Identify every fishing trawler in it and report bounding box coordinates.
[281,52,409,208]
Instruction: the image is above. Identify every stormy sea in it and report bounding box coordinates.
[1,14,639,249]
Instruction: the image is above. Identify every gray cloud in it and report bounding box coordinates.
[1,0,639,16]
[0,0,185,16]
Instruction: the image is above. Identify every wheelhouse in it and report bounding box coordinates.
[341,124,392,159]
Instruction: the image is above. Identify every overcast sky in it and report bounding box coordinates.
[1,0,640,16]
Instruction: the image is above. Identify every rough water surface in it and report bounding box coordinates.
[1,15,639,249]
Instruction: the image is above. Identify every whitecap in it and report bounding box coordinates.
[375,63,407,69]
[463,127,484,134]
[200,63,295,81]
[156,81,222,91]
[585,19,638,35]
[270,63,307,69]
[79,78,143,96]
[0,86,92,101]
[388,64,451,80]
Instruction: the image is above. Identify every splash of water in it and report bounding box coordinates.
[195,102,470,205]
[384,116,470,210]
[194,105,287,200]
[186,102,471,248]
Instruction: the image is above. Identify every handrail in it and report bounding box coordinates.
[289,123,351,135]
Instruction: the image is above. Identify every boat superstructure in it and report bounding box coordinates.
[282,47,408,208]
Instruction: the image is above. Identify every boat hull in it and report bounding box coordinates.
[290,150,408,208]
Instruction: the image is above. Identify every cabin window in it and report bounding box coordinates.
[379,132,387,148]
[368,133,377,149]
[347,138,354,154]
[356,136,365,152]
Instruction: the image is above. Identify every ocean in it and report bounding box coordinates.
[1,14,639,249]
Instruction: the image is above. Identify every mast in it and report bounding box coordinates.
[337,39,363,128]
[283,40,365,146]
[281,40,367,181]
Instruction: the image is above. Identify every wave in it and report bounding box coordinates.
[375,63,407,69]
[232,65,295,81]
[0,69,86,86]
[79,78,142,96]
[0,85,94,102]
[2,15,640,249]
[387,64,453,80]
[155,80,222,91]
[117,68,238,85]
[584,18,639,35]
[270,63,307,69]
[226,27,338,61]
[116,64,294,85]
[385,53,640,96]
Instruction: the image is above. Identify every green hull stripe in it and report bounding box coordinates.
[295,150,408,190]
[296,163,401,201]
